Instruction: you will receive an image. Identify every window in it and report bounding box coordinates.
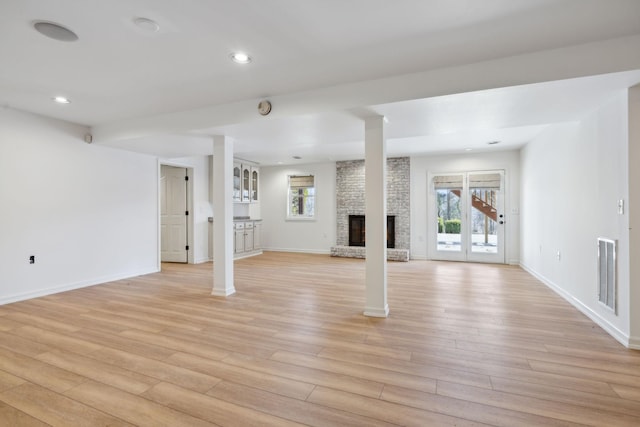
[288,175,315,219]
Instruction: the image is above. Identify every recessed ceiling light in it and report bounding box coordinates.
[33,21,78,42]
[133,17,160,33]
[465,148,473,151]
[53,96,70,104]
[230,52,251,64]
[487,140,500,145]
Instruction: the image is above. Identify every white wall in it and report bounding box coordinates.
[520,92,631,344]
[410,150,521,262]
[0,108,158,304]
[162,155,212,263]
[260,162,336,253]
[629,85,640,348]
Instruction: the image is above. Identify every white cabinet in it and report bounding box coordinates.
[253,221,262,249]
[234,222,245,254]
[233,220,262,259]
[244,221,254,251]
[233,160,259,203]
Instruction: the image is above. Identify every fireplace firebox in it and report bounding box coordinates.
[348,215,395,248]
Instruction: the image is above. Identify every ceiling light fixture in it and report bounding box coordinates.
[53,96,70,104]
[133,17,160,33]
[230,52,251,64]
[465,148,473,151]
[33,21,78,42]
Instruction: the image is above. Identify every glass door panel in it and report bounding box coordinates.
[433,174,465,261]
[469,173,499,254]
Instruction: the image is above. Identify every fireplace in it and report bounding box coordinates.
[348,215,395,248]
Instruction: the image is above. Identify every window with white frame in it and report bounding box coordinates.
[288,174,315,219]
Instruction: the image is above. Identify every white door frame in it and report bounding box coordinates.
[158,160,195,269]
[427,170,506,264]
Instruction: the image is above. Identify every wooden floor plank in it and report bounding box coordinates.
[63,380,216,427]
[84,347,221,393]
[0,382,133,426]
[165,351,315,400]
[143,381,305,427]
[0,400,50,427]
[380,383,581,427]
[208,380,398,427]
[271,349,438,393]
[0,370,26,393]
[221,352,385,398]
[437,380,640,427]
[0,347,85,393]
[36,349,159,395]
[307,385,489,427]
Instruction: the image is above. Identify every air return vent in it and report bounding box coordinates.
[597,238,616,313]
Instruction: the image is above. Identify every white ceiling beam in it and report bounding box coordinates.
[91,34,640,144]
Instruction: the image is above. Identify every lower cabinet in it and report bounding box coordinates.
[234,220,262,259]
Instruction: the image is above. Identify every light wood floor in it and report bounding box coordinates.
[1,252,640,426]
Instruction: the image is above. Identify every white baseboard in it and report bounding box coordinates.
[410,255,428,260]
[194,257,211,264]
[0,267,159,306]
[263,247,331,255]
[520,262,630,348]
[364,304,390,317]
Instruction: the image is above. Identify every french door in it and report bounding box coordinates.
[429,170,505,263]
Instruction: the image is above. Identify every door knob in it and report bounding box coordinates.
[499,220,504,224]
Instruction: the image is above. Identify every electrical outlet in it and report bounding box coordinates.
[29,255,35,264]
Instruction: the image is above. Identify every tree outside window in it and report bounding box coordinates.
[288,175,315,218]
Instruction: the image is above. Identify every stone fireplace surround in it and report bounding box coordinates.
[330,157,410,261]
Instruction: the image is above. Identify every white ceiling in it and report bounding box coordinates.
[2,0,640,165]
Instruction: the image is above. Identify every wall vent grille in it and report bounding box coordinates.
[597,238,616,313]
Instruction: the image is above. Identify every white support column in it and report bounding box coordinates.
[364,116,389,317]
[212,135,235,296]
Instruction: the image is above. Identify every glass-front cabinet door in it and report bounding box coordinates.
[233,163,241,202]
[429,171,505,263]
[242,165,251,202]
[251,168,259,202]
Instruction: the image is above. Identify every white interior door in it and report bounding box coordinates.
[161,165,188,263]
[429,170,505,264]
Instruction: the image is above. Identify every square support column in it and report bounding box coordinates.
[364,116,389,317]
[212,135,235,296]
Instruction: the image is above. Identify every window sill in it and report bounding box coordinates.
[286,217,316,222]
